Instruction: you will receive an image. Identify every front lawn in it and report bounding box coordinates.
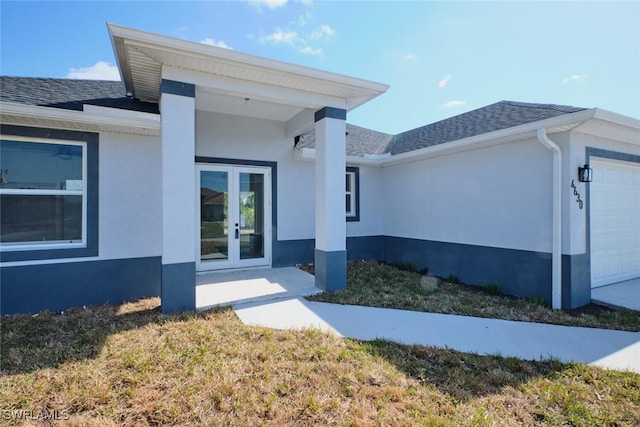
[305,260,640,332]
[2,299,639,425]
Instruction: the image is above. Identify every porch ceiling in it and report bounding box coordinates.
[108,23,388,123]
[195,89,302,122]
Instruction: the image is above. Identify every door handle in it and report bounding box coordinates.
[235,223,239,239]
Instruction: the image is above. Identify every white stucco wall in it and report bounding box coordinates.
[95,121,640,262]
[380,137,554,253]
[195,110,385,241]
[196,110,313,241]
[99,132,162,259]
[347,165,385,237]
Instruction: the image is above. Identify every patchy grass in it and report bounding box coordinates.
[305,260,640,332]
[2,298,639,425]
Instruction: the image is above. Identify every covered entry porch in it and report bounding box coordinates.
[109,24,388,313]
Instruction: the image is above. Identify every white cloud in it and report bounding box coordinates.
[310,24,335,40]
[404,53,417,61]
[174,27,188,36]
[67,61,120,81]
[261,29,300,45]
[438,74,452,88]
[249,0,287,10]
[439,100,467,110]
[299,46,323,56]
[200,38,232,49]
[562,74,588,84]
[296,12,312,26]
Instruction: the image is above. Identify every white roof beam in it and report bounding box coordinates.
[286,108,316,138]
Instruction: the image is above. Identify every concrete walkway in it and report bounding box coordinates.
[197,267,640,374]
[234,297,640,374]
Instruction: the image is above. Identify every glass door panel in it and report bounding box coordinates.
[199,170,229,263]
[197,165,270,271]
[239,172,265,260]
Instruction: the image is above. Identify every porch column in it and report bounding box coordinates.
[160,79,196,313]
[314,107,347,291]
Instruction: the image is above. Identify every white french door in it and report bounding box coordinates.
[196,164,271,271]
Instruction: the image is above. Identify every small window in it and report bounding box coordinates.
[346,167,359,221]
[1,137,86,249]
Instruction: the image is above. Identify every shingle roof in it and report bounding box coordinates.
[299,101,586,157]
[298,123,392,157]
[0,77,159,114]
[384,101,587,155]
[2,77,587,157]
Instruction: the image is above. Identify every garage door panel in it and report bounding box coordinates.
[590,158,640,288]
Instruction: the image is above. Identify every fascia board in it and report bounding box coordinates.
[346,156,385,166]
[380,108,597,167]
[592,108,640,131]
[294,147,384,167]
[0,102,161,132]
[82,104,160,123]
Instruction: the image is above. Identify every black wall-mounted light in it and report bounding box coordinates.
[578,164,592,182]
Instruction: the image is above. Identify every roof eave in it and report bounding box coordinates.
[591,108,640,131]
[108,24,134,98]
[107,23,389,110]
[0,101,161,136]
[380,108,599,167]
[294,146,385,166]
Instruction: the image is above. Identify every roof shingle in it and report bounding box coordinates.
[2,78,587,156]
[384,101,587,155]
[0,77,159,114]
[297,123,392,157]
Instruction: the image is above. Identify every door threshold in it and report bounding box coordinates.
[196,265,272,275]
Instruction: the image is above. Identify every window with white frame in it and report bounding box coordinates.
[0,136,86,249]
[346,167,359,221]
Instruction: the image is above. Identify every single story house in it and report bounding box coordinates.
[1,24,639,315]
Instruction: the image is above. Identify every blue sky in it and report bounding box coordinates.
[1,1,639,134]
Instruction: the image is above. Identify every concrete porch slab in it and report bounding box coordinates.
[592,278,640,311]
[196,267,321,310]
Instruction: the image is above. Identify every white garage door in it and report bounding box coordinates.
[590,158,640,288]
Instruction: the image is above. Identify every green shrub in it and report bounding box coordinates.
[525,295,546,307]
[392,262,416,272]
[391,262,428,276]
[447,274,460,284]
[484,283,502,295]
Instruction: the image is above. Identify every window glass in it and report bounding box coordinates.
[0,140,82,190]
[0,195,82,243]
[0,138,85,246]
[345,171,355,217]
